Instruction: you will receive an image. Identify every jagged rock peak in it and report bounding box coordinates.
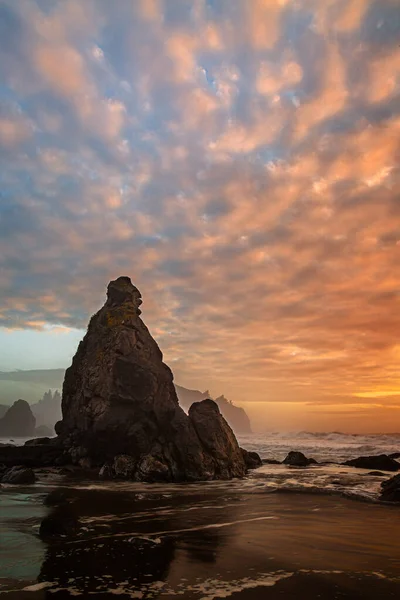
[106,276,142,314]
[0,399,36,437]
[55,276,247,482]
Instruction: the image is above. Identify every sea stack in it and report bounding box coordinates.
[0,399,36,438]
[55,276,246,481]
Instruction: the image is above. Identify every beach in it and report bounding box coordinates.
[1,454,399,599]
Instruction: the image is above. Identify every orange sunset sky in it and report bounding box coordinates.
[0,0,399,432]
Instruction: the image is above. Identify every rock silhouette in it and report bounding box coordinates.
[344,454,400,472]
[55,276,246,481]
[0,399,36,438]
[380,474,400,502]
[283,451,317,467]
[175,385,252,434]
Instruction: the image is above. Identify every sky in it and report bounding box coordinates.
[0,0,399,433]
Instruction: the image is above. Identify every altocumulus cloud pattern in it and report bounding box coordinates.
[0,0,400,424]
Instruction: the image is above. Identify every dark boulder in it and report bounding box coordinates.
[0,443,64,467]
[55,277,246,481]
[25,437,52,446]
[189,399,246,479]
[344,454,400,472]
[241,448,263,469]
[283,451,317,467]
[1,465,36,484]
[380,474,400,502]
[0,399,36,437]
[388,452,400,459]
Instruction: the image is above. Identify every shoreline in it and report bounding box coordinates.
[1,489,400,598]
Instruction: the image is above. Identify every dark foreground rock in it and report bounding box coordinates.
[24,436,52,446]
[0,443,64,467]
[380,473,400,502]
[1,465,36,484]
[39,506,79,539]
[283,451,317,467]
[388,452,400,459]
[241,448,263,469]
[0,399,36,437]
[55,277,247,481]
[344,454,400,472]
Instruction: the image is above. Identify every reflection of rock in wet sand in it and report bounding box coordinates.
[38,534,176,595]
[35,486,237,596]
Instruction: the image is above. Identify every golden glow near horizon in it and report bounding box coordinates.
[0,0,399,432]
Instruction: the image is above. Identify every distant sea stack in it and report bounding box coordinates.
[0,399,36,437]
[55,277,246,481]
[175,386,252,434]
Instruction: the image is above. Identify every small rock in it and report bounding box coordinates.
[367,471,386,477]
[344,455,400,472]
[380,473,400,502]
[1,466,36,484]
[283,451,316,467]
[241,448,263,469]
[262,458,281,465]
[25,437,52,446]
[113,454,137,478]
[136,454,170,482]
[99,463,114,479]
[78,457,92,469]
[69,446,88,464]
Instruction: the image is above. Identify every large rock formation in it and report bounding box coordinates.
[55,276,246,481]
[0,399,36,438]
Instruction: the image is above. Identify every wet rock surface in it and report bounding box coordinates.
[0,443,64,467]
[241,448,263,469]
[1,465,36,484]
[54,277,246,481]
[344,454,400,472]
[283,451,317,467]
[380,473,400,502]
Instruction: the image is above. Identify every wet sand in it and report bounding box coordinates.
[1,480,399,599]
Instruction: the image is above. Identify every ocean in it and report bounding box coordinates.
[0,432,399,599]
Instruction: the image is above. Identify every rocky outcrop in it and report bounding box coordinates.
[380,474,400,502]
[241,448,263,469]
[0,443,64,467]
[344,454,400,472]
[1,465,36,484]
[55,277,246,481]
[388,452,400,459]
[283,451,317,467]
[175,385,252,434]
[0,399,36,437]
